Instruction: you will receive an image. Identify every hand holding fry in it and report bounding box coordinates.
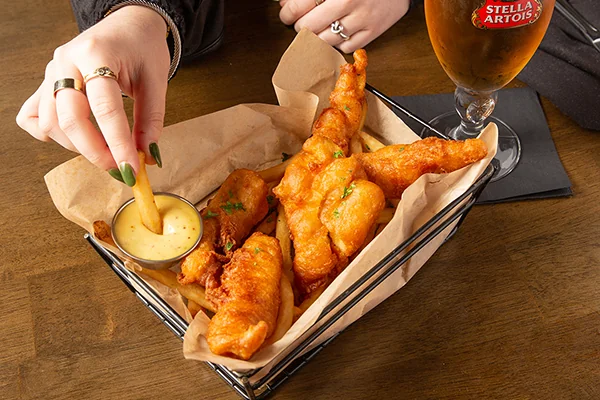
[132,150,163,235]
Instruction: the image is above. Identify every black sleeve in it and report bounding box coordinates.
[69,0,224,61]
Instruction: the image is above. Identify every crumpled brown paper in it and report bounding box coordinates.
[45,29,496,375]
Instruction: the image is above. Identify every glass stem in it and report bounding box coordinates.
[449,86,497,140]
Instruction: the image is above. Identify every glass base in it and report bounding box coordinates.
[423,112,521,182]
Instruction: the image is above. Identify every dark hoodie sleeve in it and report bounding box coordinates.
[69,0,224,61]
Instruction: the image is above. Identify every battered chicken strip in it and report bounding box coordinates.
[356,137,488,199]
[316,157,386,260]
[178,169,269,286]
[210,169,269,255]
[274,50,369,296]
[178,215,226,286]
[205,233,282,360]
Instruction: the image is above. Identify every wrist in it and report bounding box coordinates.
[104,1,182,81]
[111,5,168,35]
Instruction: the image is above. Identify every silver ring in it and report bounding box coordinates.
[331,20,351,41]
[315,0,325,5]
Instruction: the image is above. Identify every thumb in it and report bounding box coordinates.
[133,70,168,167]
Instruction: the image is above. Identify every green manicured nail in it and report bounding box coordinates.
[119,162,136,187]
[149,142,162,168]
[108,168,124,183]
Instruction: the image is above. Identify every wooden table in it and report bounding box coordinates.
[2,1,599,399]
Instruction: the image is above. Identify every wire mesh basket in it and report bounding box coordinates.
[86,86,495,400]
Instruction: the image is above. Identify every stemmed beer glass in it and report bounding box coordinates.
[424,0,556,181]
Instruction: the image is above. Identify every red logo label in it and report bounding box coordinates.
[472,0,543,29]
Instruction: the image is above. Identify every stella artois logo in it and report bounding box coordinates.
[472,0,543,29]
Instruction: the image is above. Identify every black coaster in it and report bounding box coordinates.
[392,87,572,204]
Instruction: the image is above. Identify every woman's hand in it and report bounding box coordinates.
[279,0,411,53]
[16,6,170,186]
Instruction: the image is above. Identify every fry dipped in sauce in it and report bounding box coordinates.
[113,194,201,261]
[112,150,202,262]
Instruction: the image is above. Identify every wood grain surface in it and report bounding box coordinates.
[1,1,599,399]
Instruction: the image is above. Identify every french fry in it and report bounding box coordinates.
[377,208,395,224]
[292,306,303,323]
[139,268,216,313]
[375,223,388,237]
[187,300,203,318]
[255,211,277,235]
[275,204,294,284]
[358,131,386,152]
[93,221,216,313]
[132,150,163,234]
[350,134,363,155]
[265,274,294,345]
[298,284,326,314]
[257,157,294,183]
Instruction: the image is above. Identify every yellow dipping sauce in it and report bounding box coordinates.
[113,194,201,261]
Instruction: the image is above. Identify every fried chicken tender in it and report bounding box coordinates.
[356,137,488,199]
[273,50,369,297]
[205,233,282,360]
[317,157,386,259]
[178,169,269,286]
[178,216,226,286]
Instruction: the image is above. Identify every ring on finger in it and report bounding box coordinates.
[53,78,85,97]
[331,21,351,41]
[83,66,118,84]
[315,0,325,5]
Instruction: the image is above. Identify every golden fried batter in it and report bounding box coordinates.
[317,157,386,260]
[178,216,225,286]
[273,50,370,297]
[356,137,488,199]
[205,233,282,360]
[178,169,269,286]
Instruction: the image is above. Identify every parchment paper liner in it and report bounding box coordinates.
[45,30,497,376]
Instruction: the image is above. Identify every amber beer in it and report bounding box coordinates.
[425,0,555,92]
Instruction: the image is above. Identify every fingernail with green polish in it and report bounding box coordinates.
[149,142,162,168]
[108,168,124,183]
[119,162,136,187]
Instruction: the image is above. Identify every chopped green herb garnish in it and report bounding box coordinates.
[333,150,343,158]
[341,183,356,199]
[221,201,245,215]
[254,247,261,254]
[266,195,274,205]
[365,144,371,151]
[344,104,350,111]
[266,216,274,223]
[228,190,234,198]
[282,152,292,162]
[225,242,234,251]
[398,146,405,153]
[333,209,340,219]
[204,210,218,219]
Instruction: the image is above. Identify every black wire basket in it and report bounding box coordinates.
[86,85,495,400]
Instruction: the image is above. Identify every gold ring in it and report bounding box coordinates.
[53,78,85,97]
[83,66,118,83]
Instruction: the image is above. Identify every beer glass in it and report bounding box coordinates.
[424,0,555,180]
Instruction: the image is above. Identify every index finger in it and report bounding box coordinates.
[85,71,139,185]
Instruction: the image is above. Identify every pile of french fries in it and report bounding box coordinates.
[94,131,396,348]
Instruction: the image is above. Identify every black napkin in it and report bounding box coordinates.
[517,0,600,131]
[392,87,572,204]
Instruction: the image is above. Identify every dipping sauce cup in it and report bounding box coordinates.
[111,193,203,270]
